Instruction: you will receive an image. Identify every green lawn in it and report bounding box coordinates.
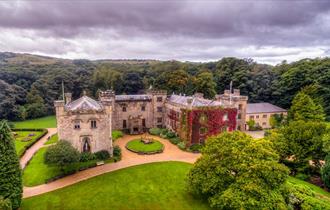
[22,162,210,210]
[13,131,43,156]
[44,134,58,145]
[13,116,56,128]
[288,177,330,200]
[126,139,164,153]
[23,147,99,187]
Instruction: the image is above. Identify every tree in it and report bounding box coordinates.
[122,73,144,94]
[25,86,47,119]
[267,121,328,174]
[44,140,80,171]
[321,155,330,189]
[0,121,22,209]
[289,91,326,122]
[187,131,289,209]
[194,71,216,99]
[269,113,286,128]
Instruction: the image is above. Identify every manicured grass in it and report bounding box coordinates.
[21,162,210,210]
[112,130,123,141]
[126,139,164,153]
[44,134,58,145]
[288,177,330,200]
[23,147,99,187]
[13,131,43,156]
[13,116,56,128]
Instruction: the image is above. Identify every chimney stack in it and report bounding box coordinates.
[65,93,72,104]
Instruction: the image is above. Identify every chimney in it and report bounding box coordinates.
[233,89,240,96]
[65,93,72,104]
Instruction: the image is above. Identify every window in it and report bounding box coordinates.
[256,115,259,119]
[237,125,241,130]
[157,125,162,128]
[237,113,241,119]
[123,120,127,129]
[238,104,243,110]
[199,127,207,135]
[263,114,267,118]
[74,121,80,129]
[157,117,162,123]
[91,120,97,129]
[141,106,146,111]
[223,113,228,121]
[157,107,163,112]
[262,122,266,126]
[157,97,163,102]
[250,115,254,120]
[122,106,127,112]
[142,119,146,127]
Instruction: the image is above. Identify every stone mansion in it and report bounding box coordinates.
[54,89,286,154]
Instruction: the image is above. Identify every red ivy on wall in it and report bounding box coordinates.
[185,108,237,145]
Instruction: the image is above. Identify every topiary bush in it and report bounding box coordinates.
[95,150,110,160]
[189,144,203,153]
[112,130,123,141]
[166,131,176,139]
[80,152,96,162]
[149,128,162,136]
[113,145,122,162]
[177,141,186,150]
[169,137,181,145]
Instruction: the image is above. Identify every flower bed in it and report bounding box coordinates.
[126,139,164,155]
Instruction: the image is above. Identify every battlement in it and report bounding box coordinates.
[146,89,167,96]
[99,90,115,101]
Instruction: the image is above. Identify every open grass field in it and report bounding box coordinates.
[126,139,164,153]
[21,162,210,210]
[44,134,58,145]
[23,147,98,187]
[13,116,56,128]
[14,131,43,156]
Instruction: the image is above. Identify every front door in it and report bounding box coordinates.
[82,137,91,152]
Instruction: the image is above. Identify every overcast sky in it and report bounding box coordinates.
[1,0,330,64]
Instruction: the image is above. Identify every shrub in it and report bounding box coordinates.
[295,173,310,181]
[321,155,330,188]
[113,145,121,158]
[149,128,162,135]
[112,130,123,140]
[94,150,110,160]
[0,196,12,210]
[44,140,80,171]
[177,141,186,150]
[169,137,181,145]
[189,144,203,152]
[80,152,96,162]
[166,131,176,139]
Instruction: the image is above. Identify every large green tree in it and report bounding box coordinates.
[187,131,289,209]
[267,121,328,173]
[25,86,47,119]
[289,91,326,122]
[194,71,216,99]
[0,121,22,209]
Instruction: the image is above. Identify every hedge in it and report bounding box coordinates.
[12,128,48,157]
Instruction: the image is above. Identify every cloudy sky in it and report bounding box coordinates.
[0,0,330,64]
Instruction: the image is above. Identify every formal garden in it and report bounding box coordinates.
[126,136,164,154]
[12,129,48,157]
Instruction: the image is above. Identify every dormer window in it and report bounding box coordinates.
[74,120,80,129]
[91,120,97,129]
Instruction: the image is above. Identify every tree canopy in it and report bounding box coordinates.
[187,131,289,209]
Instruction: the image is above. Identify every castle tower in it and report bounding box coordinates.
[216,89,248,131]
[146,89,167,128]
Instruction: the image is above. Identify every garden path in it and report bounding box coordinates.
[20,128,57,169]
[23,134,201,198]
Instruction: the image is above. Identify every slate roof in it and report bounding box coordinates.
[168,94,223,107]
[115,95,152,101]
[65,96,104,111]
[246,103,286,114]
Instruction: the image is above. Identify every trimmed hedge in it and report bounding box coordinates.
[12,128,48,157]
[149,128,162,136]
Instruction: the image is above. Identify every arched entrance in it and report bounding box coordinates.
[82,137,91,152]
